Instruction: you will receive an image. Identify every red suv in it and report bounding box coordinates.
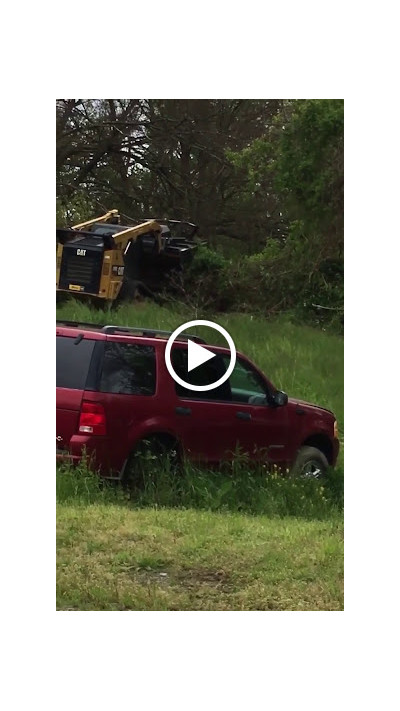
[56,321,339,480]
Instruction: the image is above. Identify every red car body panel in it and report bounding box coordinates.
[56,325,340,478]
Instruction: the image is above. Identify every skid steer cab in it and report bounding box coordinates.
[56,209,198,303]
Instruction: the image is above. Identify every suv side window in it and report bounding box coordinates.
[100,342,156,395]
[171,347,231,401]
[56,336,96,390]
[222,355,269,405]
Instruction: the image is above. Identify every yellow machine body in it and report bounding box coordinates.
[56,210,162,302]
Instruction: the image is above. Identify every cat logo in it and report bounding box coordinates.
[77,249,86,256]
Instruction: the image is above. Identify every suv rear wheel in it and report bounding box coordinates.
[122,436,180,490]
[290,446,329,479]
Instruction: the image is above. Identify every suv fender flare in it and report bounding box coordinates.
[299,431,334,465]
[120,430,183,481]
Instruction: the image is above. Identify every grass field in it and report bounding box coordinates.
[57,502,343,611]
[56,299,344,611]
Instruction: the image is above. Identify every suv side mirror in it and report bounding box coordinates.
[272,390,288,407]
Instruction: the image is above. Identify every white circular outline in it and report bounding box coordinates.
[165,319,237,392]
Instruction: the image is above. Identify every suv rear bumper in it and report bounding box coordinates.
[56,435,124,478]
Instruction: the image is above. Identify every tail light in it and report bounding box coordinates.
[78,401,107,435]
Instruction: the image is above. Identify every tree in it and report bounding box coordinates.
[56,99,284,244]
[274,99,344,248]
[55,99,344,328]
[224,100,344,325]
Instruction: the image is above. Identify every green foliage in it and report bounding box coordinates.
[227,100,344,240]
[187,244,228,276]
[223,100,343,324]
[229,231,343,329]
[222,100,343,332]
[275,99,344,237]
[226,137,274,194]
[164,239,343,330]
[164,245,232,314]
[56,193,97,228]
[57,457,124,505]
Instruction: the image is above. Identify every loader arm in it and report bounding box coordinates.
[72,209,120,231]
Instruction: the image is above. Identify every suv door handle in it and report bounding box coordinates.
[236,411,251,420]
[175,406,191,416]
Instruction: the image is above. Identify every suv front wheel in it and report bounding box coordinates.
[290,446,329,479]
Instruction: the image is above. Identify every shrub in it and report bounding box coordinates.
[163,245,233,315]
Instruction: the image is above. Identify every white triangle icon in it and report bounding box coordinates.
[187,339,216,372]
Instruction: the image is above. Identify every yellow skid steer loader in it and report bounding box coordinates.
[56,209,198,303]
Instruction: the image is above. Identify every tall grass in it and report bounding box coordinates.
[57,456,343,520]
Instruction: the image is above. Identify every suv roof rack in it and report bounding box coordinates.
[102,325,207,343]
[56,320,207,344]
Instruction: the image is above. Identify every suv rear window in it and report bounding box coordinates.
[56,336,96,390]
[100,342,156,395]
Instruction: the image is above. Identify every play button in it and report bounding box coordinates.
[187,338,216,372]
[165,319,237,392]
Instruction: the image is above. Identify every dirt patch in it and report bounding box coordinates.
[120,565,235,593]
[174,567,234,592]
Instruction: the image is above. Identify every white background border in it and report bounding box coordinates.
[1,3,399,709]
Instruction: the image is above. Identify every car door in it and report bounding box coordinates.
[169,347,289,465]
[219,354,290,466]
[169,346,234,463]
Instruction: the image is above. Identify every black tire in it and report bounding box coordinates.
[290,446,329,480]
[117,277,161,304]
[122,436,180,490]
[117,277,139,302]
